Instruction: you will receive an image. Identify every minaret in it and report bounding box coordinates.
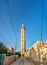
[21,24,26,55]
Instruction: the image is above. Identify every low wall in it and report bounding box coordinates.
[43,58,47,65]
[4,55,18,65]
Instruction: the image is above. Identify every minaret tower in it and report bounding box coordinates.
[21,24,26,55]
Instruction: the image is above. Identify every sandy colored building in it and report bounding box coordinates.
[25,41,47,62]
[5,46,14,53]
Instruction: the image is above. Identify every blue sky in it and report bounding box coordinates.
[0,0,47,51]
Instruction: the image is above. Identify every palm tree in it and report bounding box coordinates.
[0,42,7,54]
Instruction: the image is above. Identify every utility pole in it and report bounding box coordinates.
[41,0,44,47]
[15,38,17,53]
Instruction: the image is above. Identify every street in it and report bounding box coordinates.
[11,56,34,65]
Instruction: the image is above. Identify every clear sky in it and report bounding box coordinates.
[0,0,47,51]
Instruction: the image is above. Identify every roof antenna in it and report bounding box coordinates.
[40,0,44,47]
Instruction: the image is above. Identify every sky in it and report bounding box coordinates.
[0,0,47,51]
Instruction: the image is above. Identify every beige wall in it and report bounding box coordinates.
[4,55,19,65]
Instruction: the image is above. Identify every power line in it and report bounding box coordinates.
[6,0,16,37]
[0,13,12,41]
[0,14,8,31]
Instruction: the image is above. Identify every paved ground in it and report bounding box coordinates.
[11,56,34,65]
